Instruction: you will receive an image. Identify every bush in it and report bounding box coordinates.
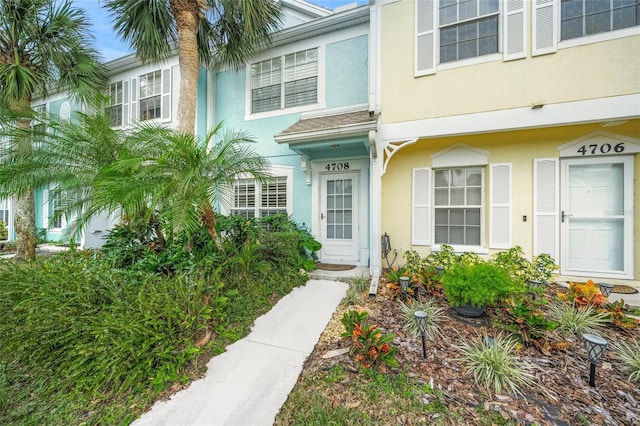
[457,332,534,396]
[341,310,399,371]
[612,338,640,382]
[441,261,520,308]
[548,302,609,336]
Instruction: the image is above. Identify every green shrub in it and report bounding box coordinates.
[0,221,7,240]
[457,332,534,396]
[399,299,445,339]
[612,338,640,382]
[441,261,520,308]
[548,302,609,336]
[0,252,224,399]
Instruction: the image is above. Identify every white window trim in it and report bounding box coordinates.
[558,25,640,49]
[431,166,485,251]
[222,165,294,217]
[108,81,124,128]
[0,198,12,242]
[245,45,327,120]
[132,68,172,125]
[43,188,67,232]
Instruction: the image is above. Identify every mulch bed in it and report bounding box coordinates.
[301,282,640,425]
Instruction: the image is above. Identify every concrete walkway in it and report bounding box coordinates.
[132,279,348,426]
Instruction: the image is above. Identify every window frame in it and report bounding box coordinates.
[559,0,640,42]
[246,44,326,120]
[228,166,294,218]
[108,81,124,128]
[138,70,163,122]
[432,166,484,249]
[438,0,501,64]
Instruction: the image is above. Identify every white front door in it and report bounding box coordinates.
[561,156,633,279]
[319,172,359,264]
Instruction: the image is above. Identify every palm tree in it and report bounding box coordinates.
[94,123,272,248]
[0,0,107,259]
[104,0,282,134]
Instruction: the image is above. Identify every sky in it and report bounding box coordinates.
[77,0,369,62]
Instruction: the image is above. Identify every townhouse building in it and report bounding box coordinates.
[372,0,640,281]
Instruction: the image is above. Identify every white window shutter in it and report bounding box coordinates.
[412,168,431,245]
[130,78,138,122]
[532,0,557,56]
[42,189,49,229]
[490,164,511,249]
[415,0,437,76]
[161,68,171,121]
[503,0,527,61]
[533,158,558,259]
[122,80,129,128]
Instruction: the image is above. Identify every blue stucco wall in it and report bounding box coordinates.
[326,35,369,109]
[213,33,369,230]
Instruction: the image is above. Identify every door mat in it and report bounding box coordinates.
[613,285,639,294]
[316,263,356,271]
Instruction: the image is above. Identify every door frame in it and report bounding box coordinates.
[559,155,634,279]
[311,157,369,266]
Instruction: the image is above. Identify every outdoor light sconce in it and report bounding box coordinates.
[598,282,614,298]
[582,334,609,387]
[414,310,429,359]
[399,276,409,301]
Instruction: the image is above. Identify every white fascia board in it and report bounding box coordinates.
[378,94,640,143]
[282,0,332,17]
[270,5,369,48]
[275,121,377,144]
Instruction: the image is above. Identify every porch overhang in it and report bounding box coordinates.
[274,109,378,161]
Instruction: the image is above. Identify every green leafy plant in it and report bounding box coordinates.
[425,244,458,269]
[441,261,521,308]
[612,338,640,382]
[491,246,557,285]
[498,296,557,346]
[398,299,445,339]
[548,302,609,335]
[0,221,7,241]
[457,332,534,396]
[340,310,399,371]
[531,253,558,283]
[599,299,639,330]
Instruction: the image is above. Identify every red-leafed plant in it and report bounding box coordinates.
[341,310,399,371]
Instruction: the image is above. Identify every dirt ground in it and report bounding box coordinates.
[300,282,640,426]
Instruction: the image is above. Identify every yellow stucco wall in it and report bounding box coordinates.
[380,0,640,123]
[381,121,640,279]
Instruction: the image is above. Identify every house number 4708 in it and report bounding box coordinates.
[577,143,625,156]
[325,162,350,171]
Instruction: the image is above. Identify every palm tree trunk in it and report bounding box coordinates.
[201,203,222,250]
[171,0,201,135]
[12,99,37,260]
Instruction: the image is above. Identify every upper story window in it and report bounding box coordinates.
[439,0,499,63]
[251,48,318,114]
[561,0,640,40]
[108,81,123,127]
[139,70,162,121]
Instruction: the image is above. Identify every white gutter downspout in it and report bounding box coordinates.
[368,0,382,297]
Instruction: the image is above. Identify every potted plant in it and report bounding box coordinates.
[441,261,520,317]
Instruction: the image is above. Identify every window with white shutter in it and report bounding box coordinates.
[412,168,431,245]
[416,0,437,75]
[108,81,123,127]
[533,158,558,258]
[504,0,527,60]
[231,173,292,219]
[533,0,558,55]
[490,163,511,248]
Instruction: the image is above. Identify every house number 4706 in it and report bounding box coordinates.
[577,143,625,156]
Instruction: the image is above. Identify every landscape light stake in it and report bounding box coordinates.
[597,282,614,298]
[399,276,409,302]
[582,333,608,387]
[527,279,545,290]
[414,310,428,358]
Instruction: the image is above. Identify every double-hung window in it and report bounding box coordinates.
[231,177,288,218]
[251,48,318,113]
[439,0,500,63]
[108,81,123,127]
[433,167,483,246]
[561,0,640,40]
[139,70,162,121]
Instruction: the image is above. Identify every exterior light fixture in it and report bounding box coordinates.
[414,310,429,359]
[597,282,614,298]
[582,334,609,387]
[399,276,409,301]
